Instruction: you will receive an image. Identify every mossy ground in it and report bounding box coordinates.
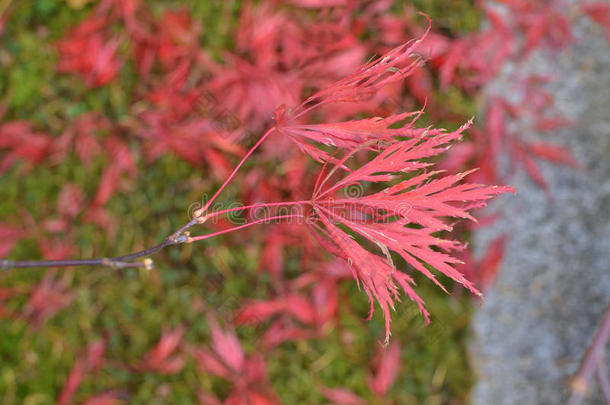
[0,1,481,404]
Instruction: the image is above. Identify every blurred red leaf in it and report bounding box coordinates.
[319,386,365,405]
[478,236,508,288]
[208,315,245,373]
[534,117,576,132]
[236,294,316,325]
[286,0,347,7]
[23,271,73,329]
[58,359,87,405]
[485,100,506,162]
[191,346,231,379]
[80,391,124,405]
[197,391,223,405]
[282,26,429,119]
[225,391,280,405]
[92,138,137,206]
[260,320,312,348]
[259,231,286,276]
[57,184,85,220]
[53,113,108,166]
[583,2,610,41]
[367,340,401,397]
[513,138,577,189]
[37,236,75,261]
[58,339,107,405]
[192,316,279,402]
[156,10,201,69]
[57,15,122,87]
[137,326,186,374]
[0,121,53,174]
[0,285,17,319]
[0,223,23,258]
[526,141,580,167]
[208,57,302,132]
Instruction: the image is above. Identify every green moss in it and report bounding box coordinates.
[402,0,482,35]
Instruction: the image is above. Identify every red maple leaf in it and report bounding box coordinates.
[191,31,514,341]
[272,29,431,163]
[136,326,186,374]
[80,391,125,405]
[319,386,365,405]
[58,339,107,405]
[0,223,23,258]
[319,340,402,402]
[191,316,280,405]
[57,15,122,87]
[367,340,402,397]
[303,120,514,342]
[22,271,73,329]
[583,2,610,42]
[0,121,53,174]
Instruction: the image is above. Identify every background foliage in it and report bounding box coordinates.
[3,0,603,403]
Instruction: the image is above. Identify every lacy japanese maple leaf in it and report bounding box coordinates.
[184,29,514,341]
[273,31,429,164]
[193,119,513,343]
[303,121,514,342]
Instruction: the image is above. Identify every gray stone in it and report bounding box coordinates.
[471,13,610,405]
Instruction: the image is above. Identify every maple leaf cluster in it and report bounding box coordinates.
[1,0,606,403]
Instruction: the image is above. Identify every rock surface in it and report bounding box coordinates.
[471,15,610,405]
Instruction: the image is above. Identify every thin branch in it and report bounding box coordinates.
[0,241,176,271]
[0,206,305,271]
[0,220,195,271]
[0,123,284,271]
[1,258,148,270]
[113,239,176,262]
[167,218,199,244]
